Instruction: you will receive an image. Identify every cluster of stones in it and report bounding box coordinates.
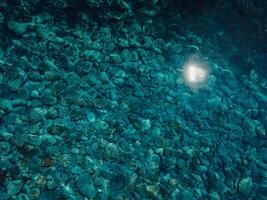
[0,0,266,200]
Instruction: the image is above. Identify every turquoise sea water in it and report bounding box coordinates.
[0,1,266,199]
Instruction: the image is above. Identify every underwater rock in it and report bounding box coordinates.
[242,118,257,136]
[0,191,8,200]
[140,119,151,131]
[102,40,116,54]
[6,179,24,195]
[114,69,126,78]
[7,22,33,35]
[40,90,57,105]
[28,111,43,124]
[256,124,266,136]
[23,134,42,146]
[44,71,60,81]
[197,165,208,174]
[16,88,30,100]
[207,96,222,112]
[0,141,11,155]
[181,190,195,200]
[17,193,30,200]
[154,135,166,148]
[45,107,58,119]
[24,181,40,199]
[93,98,108,109]
[86,111,96,123]
[64,72,81,86]
[215,181,230,194]
[177,158,186,169]
[255,93,267,105]
[207,191,220,200]
[121,49,132,62]
[117,38,129,48]
[220,69,238,88]
[76,174,96,199]
[42,59,59,72]
[255,183,267,196]
[47,124,65,135]
[85,73,97,85]
[110,53,122,64]
[146,183,160,198]
[105,143,119,160]
[28,71,43,82]
[238,177,253,197]
[99,28,112,42]
[93,120,109,130]
[99,72,109,84]
[51,80,66,96]
[116,138,134,155]
[4,68,27,91]
[257,161,267,171]
[258,148,267,163]
[0,99,13,112]
[46,175,57,190]
[83,50,103,63]
[70,166,83,175]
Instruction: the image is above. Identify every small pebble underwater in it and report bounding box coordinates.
[0,0,267,199]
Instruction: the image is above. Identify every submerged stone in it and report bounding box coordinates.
[83,50,102,63]
[23,134,42,146]
[17,193,30,200]
[181,190,195,200]
[207,96,222,112]
[93,120,109,130]
[0,99,13,112]
[7,22,33,35]
[76,174,96,199]
[47,124,65,135]
[140,119,151,131]
[238,177,253,197]
[0,141,11,155]
[146,183,160,198]
[4,68,27,91]
[86,111,96,123]
[40,90,57,105]
[105,143,119,160]
[7,179,24,195]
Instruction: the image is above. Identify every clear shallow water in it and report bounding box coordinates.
[0,1,266,200]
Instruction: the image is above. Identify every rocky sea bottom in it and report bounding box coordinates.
[0,13,267,200]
